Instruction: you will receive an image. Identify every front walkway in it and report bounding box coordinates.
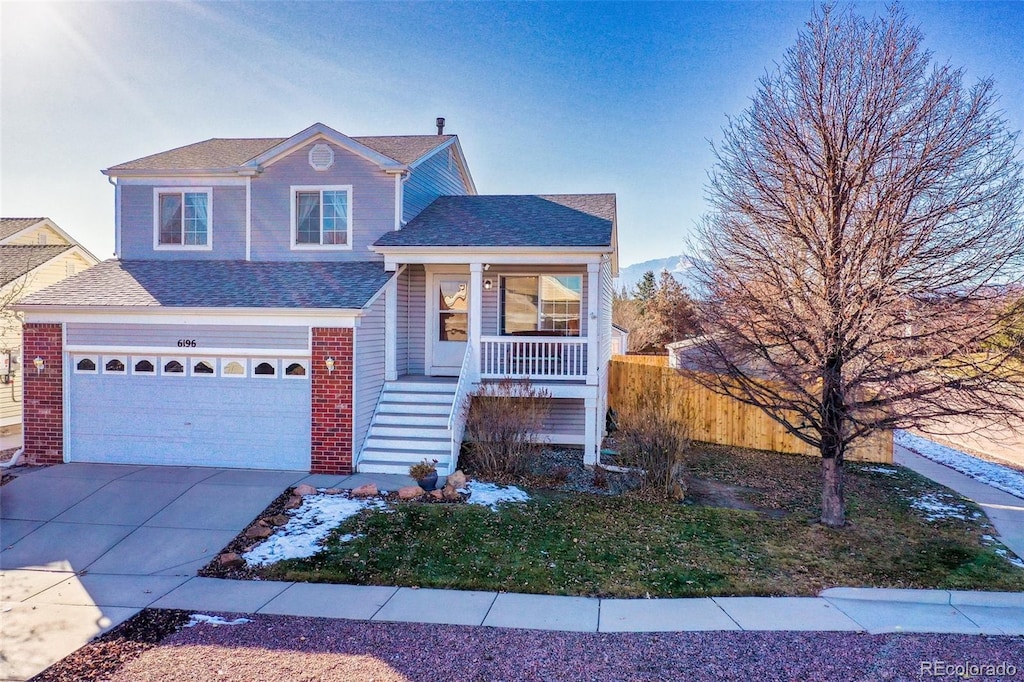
[3,460,1024,681]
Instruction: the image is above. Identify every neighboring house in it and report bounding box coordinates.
[18,122,618,475]
[611,324,630,355]
[0,218,99,444]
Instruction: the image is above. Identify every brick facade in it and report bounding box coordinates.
[310,327,354,474]
[22,323,64,465]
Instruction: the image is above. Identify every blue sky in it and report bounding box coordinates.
[1,1,1021,266]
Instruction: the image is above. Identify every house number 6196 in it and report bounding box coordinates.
[176,339,197,348]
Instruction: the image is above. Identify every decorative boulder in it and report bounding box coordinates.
[245,525,273,539]
[446,470,467,490]
[265,514,290,527]
[324,488,342,495]
[351,483,378,497]
[284,496,303,510]
[398,485,425,500]
[293,484,317,496]
[218,552,244,568]
[429,489,444,500]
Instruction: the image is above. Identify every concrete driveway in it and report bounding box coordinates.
[0,463,319,681]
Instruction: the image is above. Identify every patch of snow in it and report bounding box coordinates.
[861,466,898,476]
[243,492,384,566]
[895,431,1024,500]
[909,492,972,522]
[463,481,531,510]
[337,533,362,543]
[185,614,251,627]
[994,547,1024,569]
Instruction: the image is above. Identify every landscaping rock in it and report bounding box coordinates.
[324,488,342,495]
[293,484,318,496]
[442,486,461,501]
[245,525,273,539]
[351,483,378,497]
[398,485,425,500]
[446,470,467,490]
[284,495,303,510]
[217,552,244,569]
[429,489,444,500]
[265,514,290,527]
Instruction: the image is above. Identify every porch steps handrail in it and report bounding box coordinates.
[448,343,476,469]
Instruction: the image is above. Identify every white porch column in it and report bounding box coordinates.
[586,262,599,385]
[384,271,398,381]
[470,262,483,379]
[583,396,599,466]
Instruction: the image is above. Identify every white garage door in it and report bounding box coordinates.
[68,355,311,470]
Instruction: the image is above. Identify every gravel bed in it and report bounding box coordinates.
[523,446,640,496]
[35,610,1024,682]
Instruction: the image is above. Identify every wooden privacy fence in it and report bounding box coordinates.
[608,355,893,463]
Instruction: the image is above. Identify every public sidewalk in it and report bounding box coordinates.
[895,444,1024,561]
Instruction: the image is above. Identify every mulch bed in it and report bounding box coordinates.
[30,609,192,682]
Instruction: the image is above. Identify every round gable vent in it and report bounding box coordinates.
[308,143,335,171]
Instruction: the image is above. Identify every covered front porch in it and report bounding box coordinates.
[358,255,610,475]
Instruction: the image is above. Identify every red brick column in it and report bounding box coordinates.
[310,327,354,474]
[23,323,64,465]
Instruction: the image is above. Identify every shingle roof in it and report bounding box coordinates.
[19,260,391,309]
[0,245,73,286]
[107,135,454,171]
[0,217,46,241]
[374,195,616,249]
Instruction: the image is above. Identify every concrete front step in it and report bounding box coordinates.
[387,380,458,393]
[381,390,456,404]
[377,401,452,415]
[370,424,450,438]
[374,413,449,427]
[359,458,454,476]
[362,435,450,453]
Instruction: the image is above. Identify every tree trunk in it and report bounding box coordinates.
[820,455,846,527]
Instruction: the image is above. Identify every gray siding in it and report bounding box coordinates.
[481,265,589,336]
[405,265,426,374]
[249,141,394,262]
[396,269,410,375]
[403,146,471,223]
[354,291,387,454]
[525,397,585,446]
[120,185,247,260]
[67,323,309,351]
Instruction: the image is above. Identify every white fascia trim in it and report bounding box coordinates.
[245,177,252,261]
[66,344,311,357]
[103,169,246,180]
[111,177,121,259]
[244,124,408,173]
[20,307,364,327]
[116,176,247,186]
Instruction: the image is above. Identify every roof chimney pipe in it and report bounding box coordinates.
[436,117,445,135]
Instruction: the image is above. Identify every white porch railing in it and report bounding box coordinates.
[479,336,588,380]
[448,343,476,469]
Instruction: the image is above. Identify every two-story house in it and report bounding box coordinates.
[18,122,618,476]
[0,218,98,447]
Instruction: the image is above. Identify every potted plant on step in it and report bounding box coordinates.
[410,458,439,491]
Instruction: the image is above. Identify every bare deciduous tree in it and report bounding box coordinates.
[688,5,1024,527]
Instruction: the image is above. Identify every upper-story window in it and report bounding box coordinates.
[290,185,352,249]
[154,188,212,250]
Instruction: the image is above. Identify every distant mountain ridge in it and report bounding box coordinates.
[615,255,704,294]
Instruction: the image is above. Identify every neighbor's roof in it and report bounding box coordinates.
[19,260,391,309]
[0,245,74,287]
[0,217,46,242]
[107,135,455,172]
[374,194,616,249]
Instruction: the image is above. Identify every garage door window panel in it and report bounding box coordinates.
[132,357,156,374]
[254,360,278,378]
[74,357,98,374]
[284,360,308,378]
[161,358,185,376]
[221,358,247,378]
[103,357,127,374]
[191,358,216,376]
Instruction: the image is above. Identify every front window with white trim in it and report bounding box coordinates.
[154,188,212,249]
[291,185,351,248]
[500,275,582,336]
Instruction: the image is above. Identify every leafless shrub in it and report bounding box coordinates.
[616,381,690,499]
[463,379,551,477]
